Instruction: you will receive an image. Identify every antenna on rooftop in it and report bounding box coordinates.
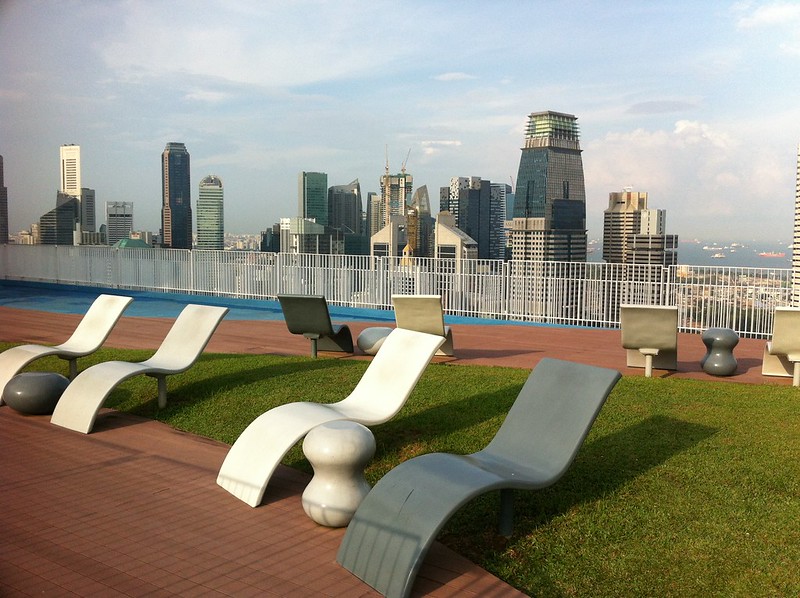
[385,145,389,175]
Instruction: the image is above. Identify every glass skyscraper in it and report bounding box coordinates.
[161,142,192,249]
[197,175,224,250]
[511,111,587,261]
[298,171,328,226]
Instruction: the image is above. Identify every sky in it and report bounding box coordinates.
[1,0,799,244]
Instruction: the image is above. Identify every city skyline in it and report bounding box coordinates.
[1,1,799,243]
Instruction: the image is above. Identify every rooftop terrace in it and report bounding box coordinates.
[0,285,794,597]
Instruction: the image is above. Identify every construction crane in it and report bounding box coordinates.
[401,147,411,174]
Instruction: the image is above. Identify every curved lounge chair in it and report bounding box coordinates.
[216,328,445,507]
[337,358,621,598]
[277,294,354,358]
[50,304,229,434]
[0,294,133,404]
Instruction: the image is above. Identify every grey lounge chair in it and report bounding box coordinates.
[337,358,621,598]
[216,328,445,507]
[0,294,133,404]
[620,304,678,377]
[50,304,229,434]
[277,294,354,358]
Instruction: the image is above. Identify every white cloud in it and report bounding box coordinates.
[673,120,733,149]
[432,72,477,82]
[736,1,800,28]
[184,89,233,104]
[420,140,462,156]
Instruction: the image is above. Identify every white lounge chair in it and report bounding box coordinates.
[620,304,678,377]
[216,328,445,507]
[50,304,229,434]
[393,294,454,356]
[0,294,133,404]
[762,307,800,386]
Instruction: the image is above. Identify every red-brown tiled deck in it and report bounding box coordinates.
[0,307,789,597]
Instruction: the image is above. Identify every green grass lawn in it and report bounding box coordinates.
[7,344,800,597]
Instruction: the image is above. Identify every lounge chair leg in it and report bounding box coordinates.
[310,338,318,359]
[793,363,800,387]
[157,376,167,408]
[644,354,653,378]
[498,488,514,537]
[68,359,78,380]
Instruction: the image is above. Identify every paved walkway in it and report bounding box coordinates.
[0,300,790,597]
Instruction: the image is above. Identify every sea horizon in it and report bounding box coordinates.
[588,238,792,269]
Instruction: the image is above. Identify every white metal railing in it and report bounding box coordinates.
[0,244,792,338]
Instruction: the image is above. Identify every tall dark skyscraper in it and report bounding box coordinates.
[511,111,587,261]
[161,142,192,249]
[298,171,328,226]
[0,155,8,244]
[328,179,362,235]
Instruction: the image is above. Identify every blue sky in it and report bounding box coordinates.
[1,0,799,243]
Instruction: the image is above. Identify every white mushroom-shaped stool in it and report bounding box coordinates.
[301,420,376,527]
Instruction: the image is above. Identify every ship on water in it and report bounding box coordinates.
[758,251,786,258]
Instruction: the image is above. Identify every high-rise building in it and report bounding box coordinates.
[280,217,343,254]
[328,179,362,235]
[365,191,381,238]
[440,176,505,260]
[57,144,95,239]
[106,201,134,246]
[406,185,434,258]
[511,111,587,261]
[0,155,8,244]
[80,187,96,233]
[380,165,413,228]
[60,144,81,196]
[793,144,800,306]
[298,172,328,226]
[39,197,79,245]
[602,190,677,266]
[161,142,192,249]
[197,175,224,250]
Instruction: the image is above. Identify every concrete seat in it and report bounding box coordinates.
[620,305,678,377]
[762,307,800,386]
[3,372,70,415]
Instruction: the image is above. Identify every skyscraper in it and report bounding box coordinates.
[161,142,192,249]
[298,172,328,226]
[60,144,81,196]
[406,185,434,258]
[380,165,413,228]
[602,190,677,266]
[440,176,505,260]
[793,144,800,306]
[0,155,8,244]
[106,201,134,246]
[328,179,362,235]
[511,111,587,261]
[197,175,224,250]
[58,144,95,238]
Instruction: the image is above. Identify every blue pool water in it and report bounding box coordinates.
[0,281,396,323]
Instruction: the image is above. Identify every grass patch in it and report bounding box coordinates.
[7,343,800,597]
